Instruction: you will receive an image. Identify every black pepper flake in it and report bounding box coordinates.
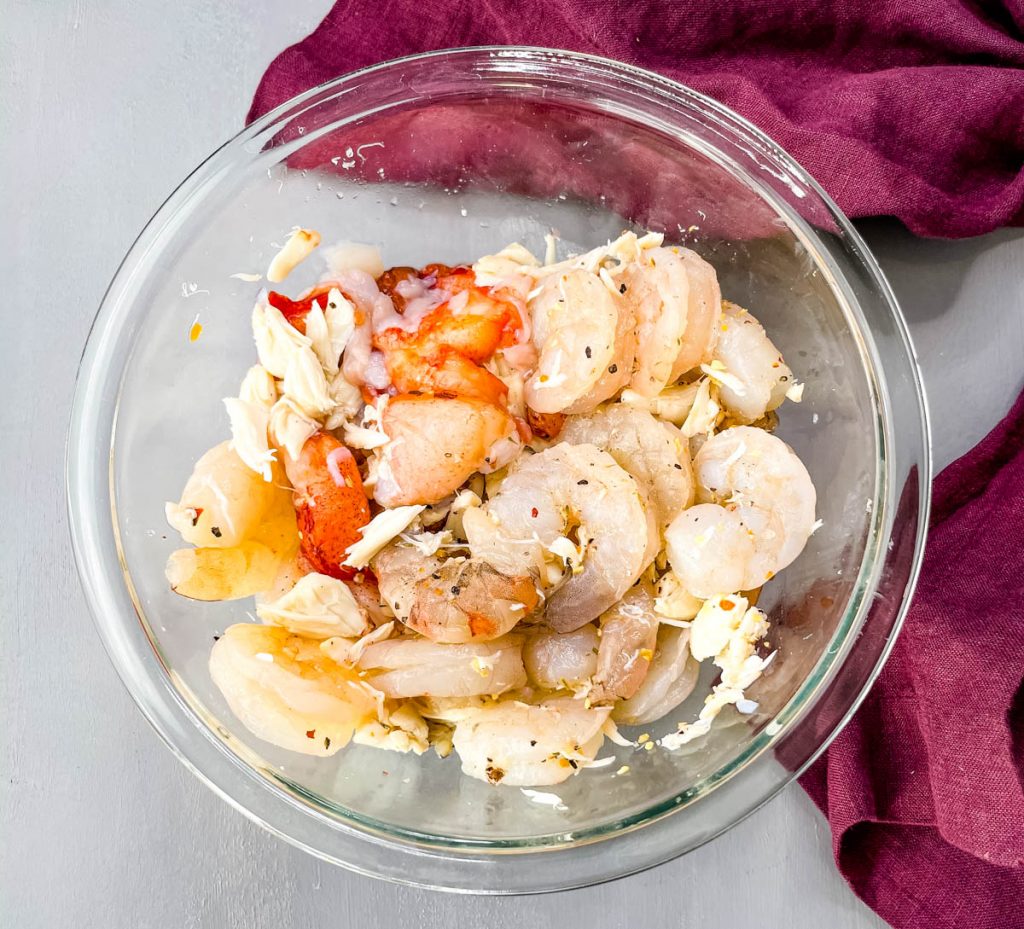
[608,364,618,374]
[324,736,331,749]
[568,759,579,770]
[530,740,537,747]
[431,572,441,579]
[619,283,627,294]
[444,452,453,458]
[585,346,592,359]
[213,634,220,641]
[210,526,222,538]
[451,586,461,595]
[673,463,682,470]
[577,479,589,485]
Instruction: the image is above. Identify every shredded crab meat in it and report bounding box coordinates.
[267,227,321,283]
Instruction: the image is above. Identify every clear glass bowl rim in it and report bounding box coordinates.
[67,45,932,893]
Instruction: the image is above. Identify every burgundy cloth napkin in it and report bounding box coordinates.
[248,0,1024,238]
[247,4,1024,923]
[800,389,1024,929]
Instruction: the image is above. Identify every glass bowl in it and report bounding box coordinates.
[67,47,930,893]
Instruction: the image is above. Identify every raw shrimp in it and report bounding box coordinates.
[620,246,690,396]
[694,425,816,571]
[589,582,659,705]
[670,248,722,377]
[525,270,634,415]
[451,697,612,786]
[712,302,793,423]
[522,625,599,690]
[284,432,371,580]
[209,623,379,756]
[560,404,694,530]
[612,626,700,726]
[467,443,657,632]
[356,635,527,698]
[373,541,540,644]
[619,246,721,391]
[664,503,783,599]
[372,394,521,507]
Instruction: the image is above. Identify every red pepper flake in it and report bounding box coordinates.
[720,598,736,611]
[306,729,316,739]
[531,507,539,518]
[190,507,203,527]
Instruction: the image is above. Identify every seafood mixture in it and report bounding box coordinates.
[166,229,815,787]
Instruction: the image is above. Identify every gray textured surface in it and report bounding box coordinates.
[2,2,1022,926]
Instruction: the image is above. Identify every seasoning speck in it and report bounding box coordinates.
[210,526,222,538]
[485,765,506,784]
